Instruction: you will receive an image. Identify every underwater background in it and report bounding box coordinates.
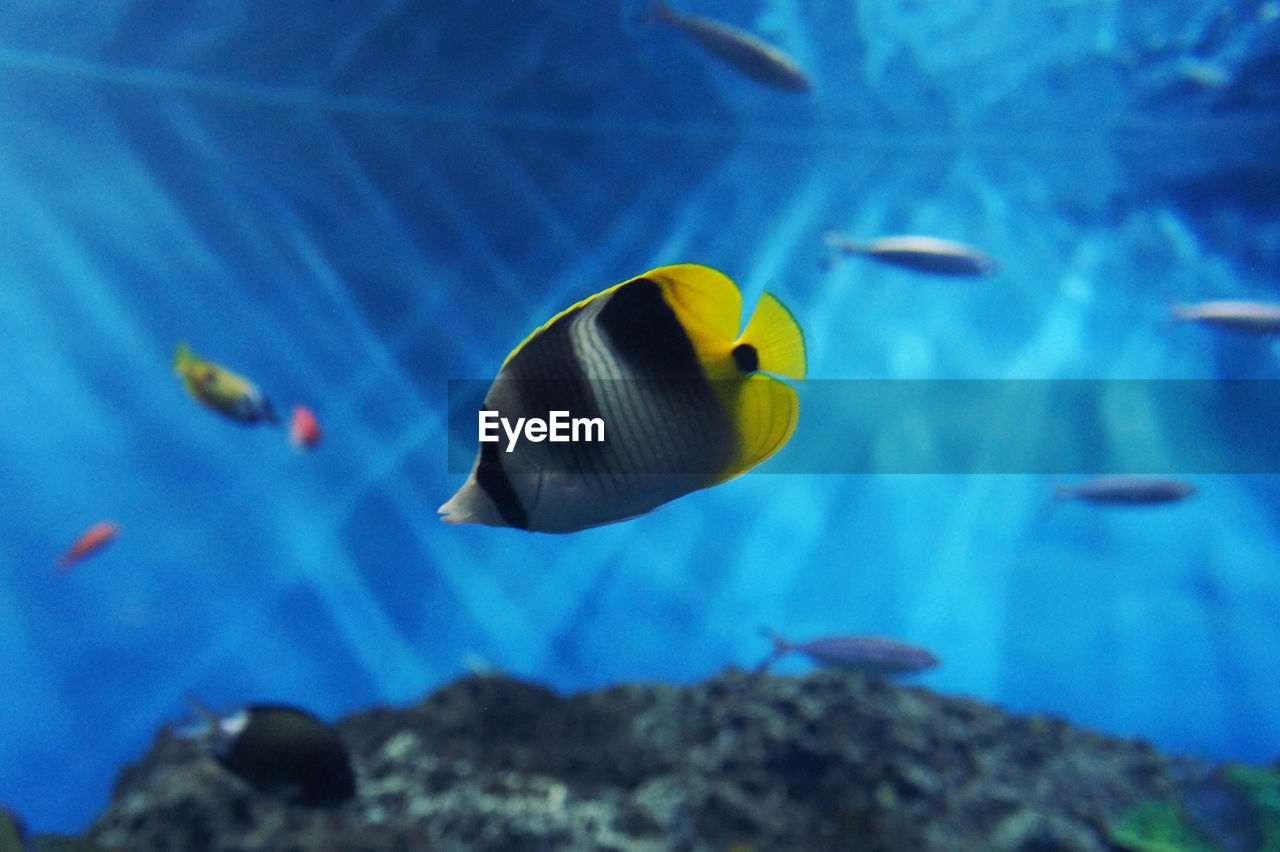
[1,0,1277,836]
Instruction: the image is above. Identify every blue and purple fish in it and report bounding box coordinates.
[1052,476,1198,508]
[755,628,940,677]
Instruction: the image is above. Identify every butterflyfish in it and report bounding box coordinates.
[440,264,807,533]
[60,520,119,571]
[182,697,355,807]
[174,342,279,425]
[650,1,812,93]
[824,232,998,277]
[755,627,939,677]
[1171,300,1280,334]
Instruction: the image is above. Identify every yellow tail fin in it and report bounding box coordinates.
[715,373,800,483]
[739,291,806,380]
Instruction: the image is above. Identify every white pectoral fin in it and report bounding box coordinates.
[438,476,507,527]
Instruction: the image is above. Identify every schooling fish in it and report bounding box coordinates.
[60,520,119,571]
[184,698,355,807]
[440,264,806,533]
[755,627,939,676]
[650,1,812,92]
[824,232,998,277]
[288,404,322,450]
[1052,476,1198,507]
[174,342,279,425]
[1171,300,1280,334]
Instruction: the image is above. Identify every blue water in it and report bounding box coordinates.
[2,0,1278,835]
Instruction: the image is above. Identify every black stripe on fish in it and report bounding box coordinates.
[597,277,706,380]
[732,343,758,373]
[475,428,529,530]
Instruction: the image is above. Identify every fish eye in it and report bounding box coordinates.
[732,343,759,373]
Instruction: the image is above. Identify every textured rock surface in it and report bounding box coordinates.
[88,670,1178,851]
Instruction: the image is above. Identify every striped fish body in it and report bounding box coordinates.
[654,1,811,92]
[441,265,806,533]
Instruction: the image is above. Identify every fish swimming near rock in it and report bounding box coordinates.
[824,232,998,277]
[1051,476,1198,509]
[440,264,806,533]
[183,698,355,807]
[1170,300,1280,334]
[650,1,812,92]
[755,627,939,676]
[60,521,119,571]
[174,342,279,425]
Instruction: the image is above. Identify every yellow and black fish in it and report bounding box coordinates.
[440,264,806,533]
[173,342,279,425]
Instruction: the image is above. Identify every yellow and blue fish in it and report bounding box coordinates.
[173,342,279,425]
[440,264,806,533]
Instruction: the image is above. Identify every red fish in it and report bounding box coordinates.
[289,405,322,449]
[61,521,119,570]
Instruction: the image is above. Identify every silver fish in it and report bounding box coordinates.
[1053,475,1198,506]
[652,1,812,92]
[1171,300,1280,334]
[825,232,998,277]
[756,627,939,676]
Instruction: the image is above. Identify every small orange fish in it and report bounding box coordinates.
[289,405,322,449]
[61,521,119,570]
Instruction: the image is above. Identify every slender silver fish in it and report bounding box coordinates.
[1053,475,1198,507]
[1171,300,1280,334]
[755,627,939,676]
[825,231,998,277]
[651,0,812,92]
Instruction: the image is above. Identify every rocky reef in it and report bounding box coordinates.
[76,669,1205,852]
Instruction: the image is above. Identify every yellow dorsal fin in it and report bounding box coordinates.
[647,264,743,357]
[502,264,745,370]
[738,291,806,379]
[712,373,801,484]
